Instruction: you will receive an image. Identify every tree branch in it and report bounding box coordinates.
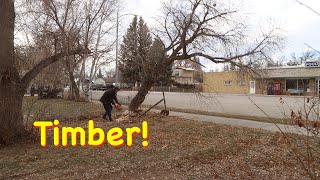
[21,48,88,88]
[296,0,320,16]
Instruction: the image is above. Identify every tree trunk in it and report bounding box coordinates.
[0,83,26,144]
[0,0,27,143]
[129,78,155,111]
[69,72,80,100]
[65,59,80,100]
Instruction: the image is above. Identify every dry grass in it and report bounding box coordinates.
[123,102,293,125]
[0,114,319,179]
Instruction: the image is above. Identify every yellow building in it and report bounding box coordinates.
[203,63,320,96]
[203,71,252,94]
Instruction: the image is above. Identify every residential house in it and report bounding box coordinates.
[172,58,204,84]
[93,78,116,86]
[172,67,198,84]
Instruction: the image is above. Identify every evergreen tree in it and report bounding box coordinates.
[119,16,152,85]
[119,16,139,85]
[119,17,172,87]
[148,38,172,86]
[97,68,104,78]
[138,17,153,80]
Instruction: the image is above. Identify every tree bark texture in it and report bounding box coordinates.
[0,0,27,143]
[0,1,86,143]
[129,78,155,111]
[65,59,80,100]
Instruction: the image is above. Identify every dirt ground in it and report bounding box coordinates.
[0,114,319,180]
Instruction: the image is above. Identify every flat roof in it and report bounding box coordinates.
[259,67,320,79]
[174,67,196,71]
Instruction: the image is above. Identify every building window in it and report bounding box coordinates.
[236,80,244,86]
[299,79,309,91]
[224,81,231,86]
[286,79,297,90]
[174,71,180,76]
[286,79,310,94]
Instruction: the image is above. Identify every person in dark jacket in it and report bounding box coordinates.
[99,86,121,121]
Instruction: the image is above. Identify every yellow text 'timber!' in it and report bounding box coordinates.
[33,120,149,148]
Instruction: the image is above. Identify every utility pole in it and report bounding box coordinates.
[115,12,119,86]
[115,12,137,87]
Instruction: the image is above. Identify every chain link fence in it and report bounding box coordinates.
[149,86,202,93]
[23,97,104,123]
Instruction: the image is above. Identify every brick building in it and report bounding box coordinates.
[203,61,320,96]
[203,71,251,94]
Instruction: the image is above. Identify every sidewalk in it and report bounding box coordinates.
[168,111,310,136]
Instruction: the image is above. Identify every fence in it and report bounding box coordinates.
[129,85,203,93]
[22,97,104,122]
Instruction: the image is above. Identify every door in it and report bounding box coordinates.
[250,81,256,94]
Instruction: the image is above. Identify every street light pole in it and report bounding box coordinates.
[115,12,119,86]
[115,12,137,87]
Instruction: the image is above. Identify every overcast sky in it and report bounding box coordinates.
[121,0,320,71]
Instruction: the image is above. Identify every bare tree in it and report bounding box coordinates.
[128,0,284,111]
[79,0,118,97]
[266,56,285,67]
[18,0,85,100]
[0,0,118,143]
[21,0,118,100]
[290,50,317,65]
[15,42,68,91]
[0,0,89,143]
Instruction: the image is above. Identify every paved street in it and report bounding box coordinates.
[92,91,320,119]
